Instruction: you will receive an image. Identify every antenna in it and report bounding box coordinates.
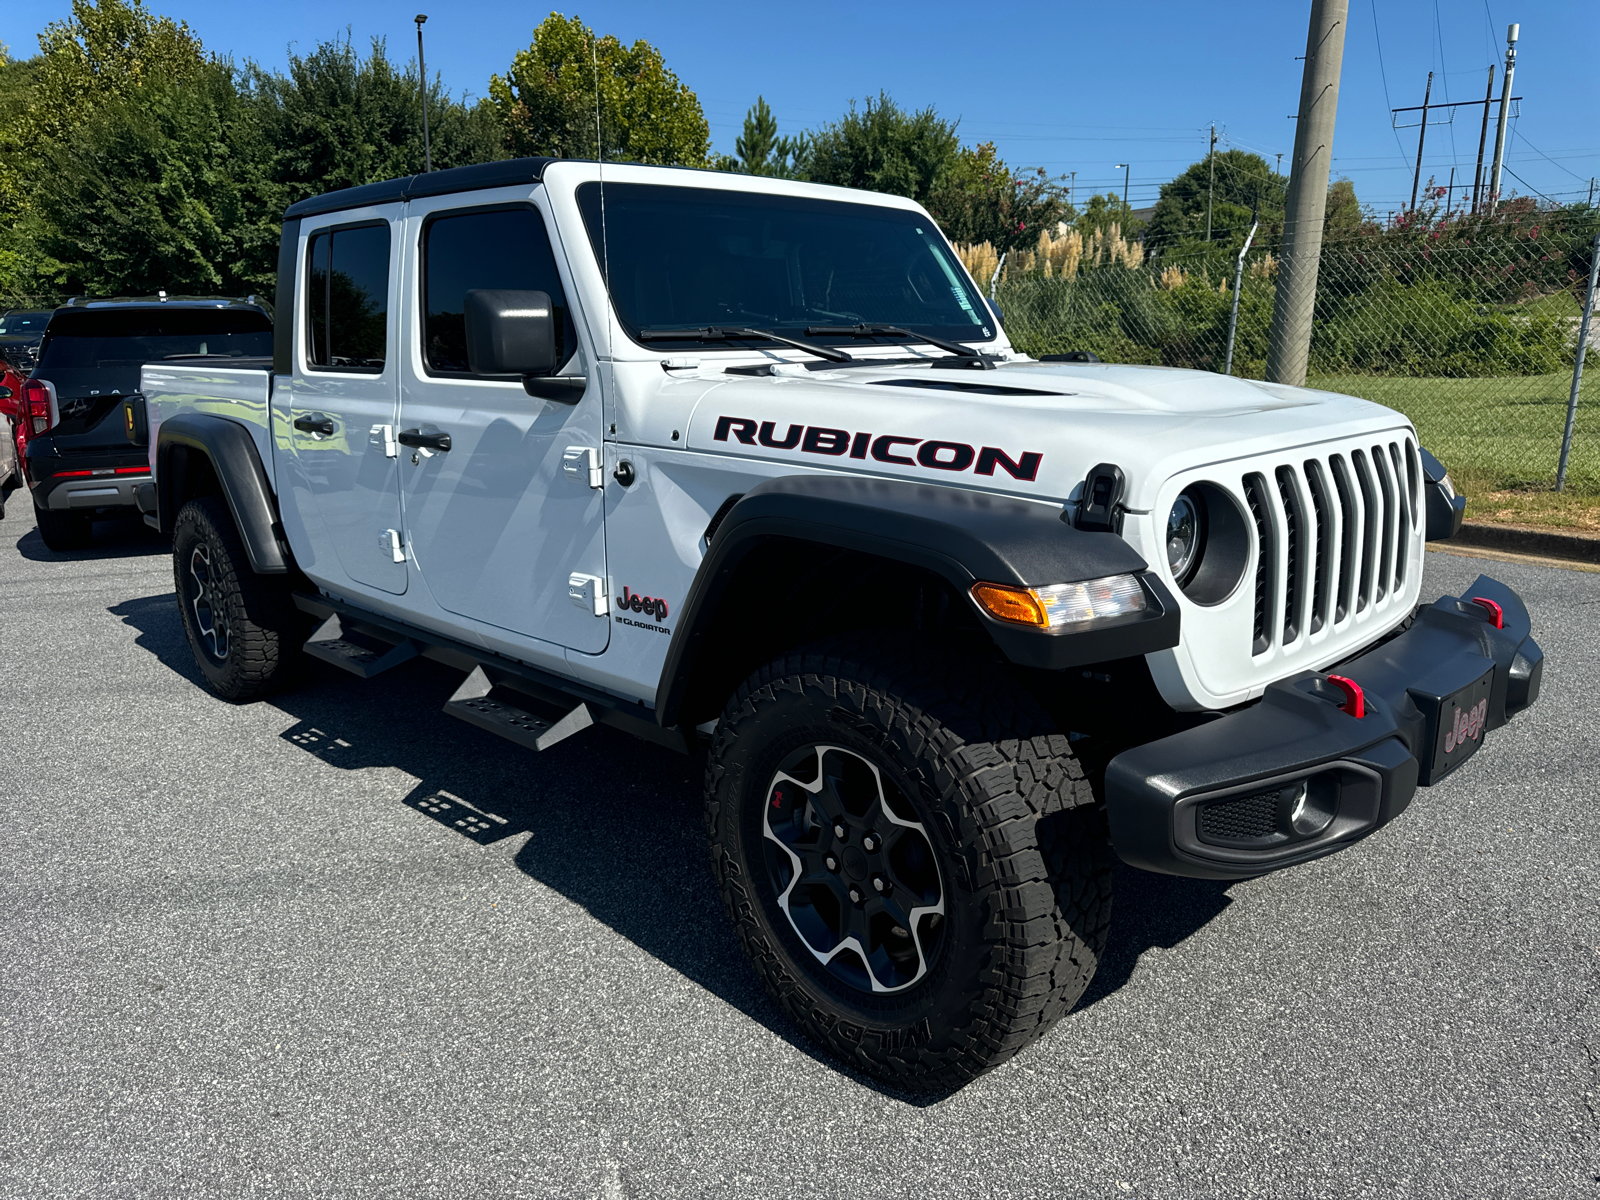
[592,32,612,375]
[415,15,431,172]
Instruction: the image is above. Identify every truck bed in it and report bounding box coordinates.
[141,360,275,484]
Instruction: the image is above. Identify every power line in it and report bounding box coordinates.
[1512,130,1593,183]
[1368,0,1414,165]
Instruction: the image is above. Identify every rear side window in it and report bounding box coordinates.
[306,223,390,371]
[422,206,575,374]
[36,309,273,367]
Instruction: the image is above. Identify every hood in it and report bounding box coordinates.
[681,359,1414,512]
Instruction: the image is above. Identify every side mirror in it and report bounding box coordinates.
[463,289,586,404]
[0,385,15,418]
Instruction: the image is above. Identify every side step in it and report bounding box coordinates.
[302,615,419,678]
[443,667,594,753]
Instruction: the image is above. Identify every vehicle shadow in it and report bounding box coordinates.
[13,511,169,561]
[109,590,1236,1103]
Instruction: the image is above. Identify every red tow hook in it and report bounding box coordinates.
[1469,596,1505,630]
[1326,674,1366,719]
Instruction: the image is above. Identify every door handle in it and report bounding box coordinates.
[397,429,452,452]
[293,414,335,436]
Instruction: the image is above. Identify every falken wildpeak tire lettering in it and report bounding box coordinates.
[703,634,1112,1090]
[172,495,306,702]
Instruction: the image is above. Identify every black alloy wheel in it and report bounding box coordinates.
[171,494,307,701]
[706,634,1113,1091]
[186,541,231,661]
[763,744,945,994]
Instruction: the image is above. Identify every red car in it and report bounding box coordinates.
[0,356,25,520]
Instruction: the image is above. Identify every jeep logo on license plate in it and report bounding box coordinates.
[1417,665,1494,784]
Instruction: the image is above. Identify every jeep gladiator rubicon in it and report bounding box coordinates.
[137,157,1541,1090]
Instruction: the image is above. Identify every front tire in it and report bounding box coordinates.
[705,636,1112,1090]
[172,495,305,701]
[34,503,92,551]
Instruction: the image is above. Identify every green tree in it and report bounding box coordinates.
[1,0,211,298]
[1074,193,1141,239]
[489,13,709,165]
[247,35,503,209]
[1323,178,1366,239]
[1142,150,1284,250]
[33,62,261,296]
[802,92,960,204]
[728,96,806,177]
[924,142,1070,252]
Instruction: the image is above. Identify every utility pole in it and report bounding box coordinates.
[1205,124,1218,241]
[1471,64,1494,212]
[1069,170,1075,210]
[1276,152,1284,175]
[1408,71,1433,212]
[1488,23,1519,214]
[415,14,432,172]
[1114,163,1130,217]
[1266,0,1348,388]
[1446,166,1455,211]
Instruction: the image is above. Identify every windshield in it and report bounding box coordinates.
[35,308,273,395]
[576,182,994,349]
[0,310,54,336]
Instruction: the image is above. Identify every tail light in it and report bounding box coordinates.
[19,378,57,440]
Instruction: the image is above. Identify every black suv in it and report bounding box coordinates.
[23,297,273,550]
[0,309,54,372]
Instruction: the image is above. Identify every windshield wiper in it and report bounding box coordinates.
[804,324,990,364]
[638,326,852,363]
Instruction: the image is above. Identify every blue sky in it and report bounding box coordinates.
[4,1,1595,215]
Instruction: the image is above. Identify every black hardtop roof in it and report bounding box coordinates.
[283,156,561,221]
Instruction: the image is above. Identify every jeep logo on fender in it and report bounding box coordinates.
[617,586,669,623]
[713,416,1042,482]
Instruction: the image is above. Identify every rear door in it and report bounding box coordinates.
[396,195,608,653]
[279,211,407,595]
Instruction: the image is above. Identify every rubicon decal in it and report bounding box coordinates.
[713,416,1042,482]
[616,586,669,623]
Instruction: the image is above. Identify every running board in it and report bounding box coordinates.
[443,667,594,752]
[302,615,419,678]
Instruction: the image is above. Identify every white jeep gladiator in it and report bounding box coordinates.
[135,158,1543,1090]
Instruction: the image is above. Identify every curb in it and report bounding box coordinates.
[1451,521,1600,565]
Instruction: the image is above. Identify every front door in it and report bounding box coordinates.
[397,196,608,653]
[280,212,406,595]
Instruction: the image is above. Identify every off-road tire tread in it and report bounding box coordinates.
[704,633,1112,1090]
[172,495,303,702]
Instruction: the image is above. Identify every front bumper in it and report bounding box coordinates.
[1107,574,1542,879]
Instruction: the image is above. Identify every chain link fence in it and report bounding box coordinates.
[975,207,1600,528]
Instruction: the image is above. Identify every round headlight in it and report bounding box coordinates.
[1166,493,1202,583]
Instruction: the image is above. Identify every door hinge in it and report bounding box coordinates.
[380,529,406,563]
[370,424,398,458]
[562,446,603,489]
[567,572,608,616]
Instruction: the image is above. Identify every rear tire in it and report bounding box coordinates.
[34,503,92,551]
[704,635,1112,1091]
[172,494,306,701]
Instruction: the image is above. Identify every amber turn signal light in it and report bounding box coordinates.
[970,583,1046,627]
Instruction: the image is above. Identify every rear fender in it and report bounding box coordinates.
[155,413,288,574]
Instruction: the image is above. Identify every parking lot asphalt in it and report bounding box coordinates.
[0,502,1595,1200]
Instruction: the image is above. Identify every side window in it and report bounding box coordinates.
[422,206,576,374]
[306,223,390,371]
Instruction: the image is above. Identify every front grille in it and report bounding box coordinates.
[1248,436,1419,657]
[1244,474,1274,655]
[1198,789,1279,844]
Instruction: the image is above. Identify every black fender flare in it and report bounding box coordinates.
[655,474,1180,727]
[154,413,289,574]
